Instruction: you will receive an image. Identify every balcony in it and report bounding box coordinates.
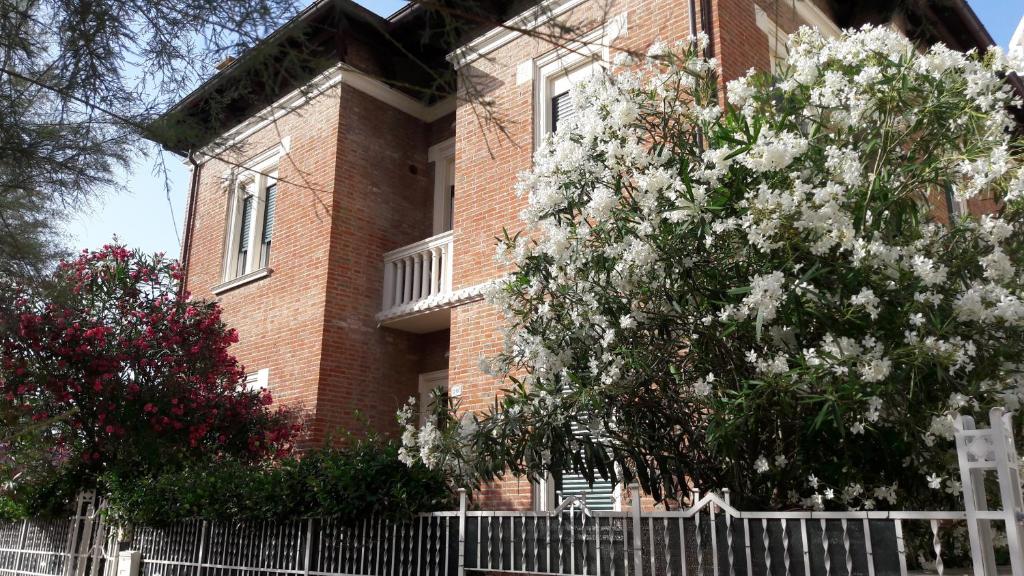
[377,231,454,333]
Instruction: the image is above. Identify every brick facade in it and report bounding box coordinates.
[179,0,986,511]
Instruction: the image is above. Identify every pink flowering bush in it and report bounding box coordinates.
[0,244,299,514]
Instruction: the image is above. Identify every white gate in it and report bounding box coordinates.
[957,407,1024,575]
[0,491,112,576]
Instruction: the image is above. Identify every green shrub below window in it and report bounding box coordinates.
[101,435,453,526]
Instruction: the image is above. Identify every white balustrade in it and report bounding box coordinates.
[380,231,453,317]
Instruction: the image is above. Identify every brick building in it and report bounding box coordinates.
[157,0,998,511]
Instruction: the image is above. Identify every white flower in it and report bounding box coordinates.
[926,473,943,490]
[646,40,669,60]
[740,130,809,173]
[945,478,962,496]
[774,454,789,468]
[858,356,892,383]
[693,373,715,396]
[981,248,1015,282]
[850,288,880,319]
[865,396,883,423]
[726,72,756,108]
[910,255,948,287]
[738,271,787,324]
[754,455,770,474]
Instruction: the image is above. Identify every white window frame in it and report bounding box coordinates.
[533,13,627,146]
[428,139,456,235]
[244,368,270,391]
[755,3,839,73]
[221,140,288,284]
[533,474,558,512]
[754,6,788,74]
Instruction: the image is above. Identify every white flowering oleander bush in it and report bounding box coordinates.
[404,27,1024,514]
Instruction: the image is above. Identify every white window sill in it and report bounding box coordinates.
[212,267,272,295]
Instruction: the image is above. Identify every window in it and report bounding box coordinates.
[225,171,277,280]
[220,140,288,286]
[244,368,269,391]
[428,139,455,235]
[754,4,839,73]
[537,56,603,137]
[548,62,601,133]
[533,13,625,143]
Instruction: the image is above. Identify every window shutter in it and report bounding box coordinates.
[551,90,575,133]
[554,396,616,510]
[557,472,616,511]
[259,182,277,268]
[262,183,277,243]
[236,194,253,276]
[239,195,253,250]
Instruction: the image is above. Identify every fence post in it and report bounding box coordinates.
[304,518,314,576]
[989,409,1024,576]
[197,521,208,576]
[68,491,96,576]
[457,489,467,576]
[630,484,643,576]
[956,414,998,576]
[15,519,28,576]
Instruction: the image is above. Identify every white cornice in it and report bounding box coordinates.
[794,0,840,38]
[198,64,454,163]
[448,0,592,69]
[374,280,493,323]
[1011,15,1024,52]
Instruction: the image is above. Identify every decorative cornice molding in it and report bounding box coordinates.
[375,280,493,323]
[198,64,454,163]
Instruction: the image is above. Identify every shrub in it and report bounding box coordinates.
[101,434,453,526]
[401,27,1024,515]
[0,244,299,516]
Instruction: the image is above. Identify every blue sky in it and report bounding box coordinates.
[63,0,1022,259]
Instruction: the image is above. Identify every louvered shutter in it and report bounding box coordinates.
[558,473,616,510]
[236,194,254,277]
[551,90,575,133]
[557,419,616,511]
[260,182,277,268]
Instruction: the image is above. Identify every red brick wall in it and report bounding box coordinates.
[183,86,343,422]
[182,79,452,445]
[313,84,440,443]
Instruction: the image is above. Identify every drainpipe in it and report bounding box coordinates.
[700,0,714,58]
[179,149,202,297]
[687,0,697,39]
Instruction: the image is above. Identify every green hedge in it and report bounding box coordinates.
[100,436,453,526]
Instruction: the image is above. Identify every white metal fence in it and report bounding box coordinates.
[0,492,109,576]
[0,409,1021,576]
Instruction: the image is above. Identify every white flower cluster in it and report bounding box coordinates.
[397,396,479,486]
[487,24,1024,511]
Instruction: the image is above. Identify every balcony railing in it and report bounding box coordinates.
[379,231,453,330]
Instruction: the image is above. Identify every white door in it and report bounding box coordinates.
[417,370,449,426]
